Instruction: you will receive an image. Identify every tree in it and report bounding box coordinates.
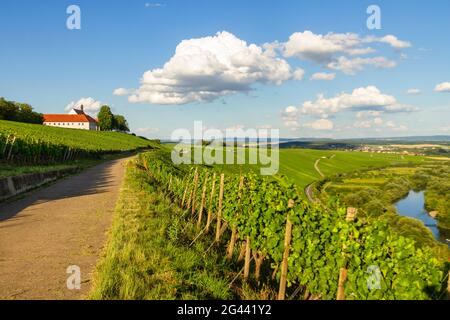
[97,105,114,131]
[113,115,129,132]
[0,98,43,124]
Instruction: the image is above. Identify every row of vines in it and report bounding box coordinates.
[0,121,154,165]
[0,132,101,164]
[139,151,449,300]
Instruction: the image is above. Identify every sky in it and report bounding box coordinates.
[0,0,449,139]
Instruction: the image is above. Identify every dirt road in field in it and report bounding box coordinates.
[0,157,132,300]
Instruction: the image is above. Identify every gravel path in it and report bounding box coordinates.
[0,157,132,300]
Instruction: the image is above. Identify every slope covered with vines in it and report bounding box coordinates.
[138,150,449,300]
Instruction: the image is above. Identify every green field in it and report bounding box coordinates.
[279,149,427,189]
[192,147,428,191]
[168,145,430,193]
[0,120,154,152]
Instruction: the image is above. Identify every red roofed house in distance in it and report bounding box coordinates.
[43,105,99,130]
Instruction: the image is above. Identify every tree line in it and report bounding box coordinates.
[0,97,43,124]
[97,105,130,132]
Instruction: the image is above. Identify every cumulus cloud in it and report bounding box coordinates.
[310,72,336,81]
[65,97,103,116]
[385,121,408,131]
[284,31,348,63]
[356,110,382,118]
[376,35,411,49]
[281,106,300,129]
[406,88,421,95]
[304,118,334,130]
[353,117,410,131]
[281,31,410,64]
[119,31,300,105]
[327,56,396,75]
[434,82,450,92]
[113,88,134,96]
[300,86,416,117]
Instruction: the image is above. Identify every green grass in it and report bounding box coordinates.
[0,163,78,178]
[0,119,157,152]
[90,160,238,300]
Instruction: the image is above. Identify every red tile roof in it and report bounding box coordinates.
[43,114,98,123]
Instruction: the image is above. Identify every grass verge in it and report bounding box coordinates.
[90,160,242,300]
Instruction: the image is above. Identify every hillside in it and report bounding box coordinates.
[0,120,155,152]
[206,147,429,191]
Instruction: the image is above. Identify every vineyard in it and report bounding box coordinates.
[136,150,449,300]
[0,120,156,164]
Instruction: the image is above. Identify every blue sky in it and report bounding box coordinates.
[1,0,449,138]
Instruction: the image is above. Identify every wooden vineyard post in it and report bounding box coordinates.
[215,173,225,242]
[336,207,358,301]
[336,268,348,301]
[6,136,16,161]
[206,173,216,232]
[197,172,209,230]
[243,236,251,280]
[237,242,246,262]
[277,216,293,300]
[191,168,199,215]
[227,176,244,260]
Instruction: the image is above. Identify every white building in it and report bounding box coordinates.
[43,106,98,130]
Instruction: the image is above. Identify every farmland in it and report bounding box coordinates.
[178,145,430,191]
[0,120,157,165]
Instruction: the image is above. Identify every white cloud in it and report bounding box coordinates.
[434,82,450,92]
[304,119,334,130]
[283,31,347,63]
[377,35,411,49]
[310,72,336,81]
[65,97,103,116]
[282,31,410,64]
[353,117,410,131]
[145,3,165,8]
[119,31,300,105]
[327,56,396,75]
[385,121,408,131]
[373,117,383,125]
[300,86,415,117]
[113,88,134,96]
[406,88,421,95]
[293,68,306,80]
[356,110,382,118]
[281,106,300,129]
[134,127,160,137]
[354,120,373,128]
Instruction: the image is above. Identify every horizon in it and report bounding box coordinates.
[1,0,449,140]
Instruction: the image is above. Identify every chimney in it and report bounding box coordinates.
[80,105,84,112]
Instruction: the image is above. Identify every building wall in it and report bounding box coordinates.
[43,122,97,130]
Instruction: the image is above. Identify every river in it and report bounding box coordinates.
[395,190,449,245]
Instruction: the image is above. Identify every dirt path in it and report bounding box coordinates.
[314,158,325,178]
[0,157,132,300]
